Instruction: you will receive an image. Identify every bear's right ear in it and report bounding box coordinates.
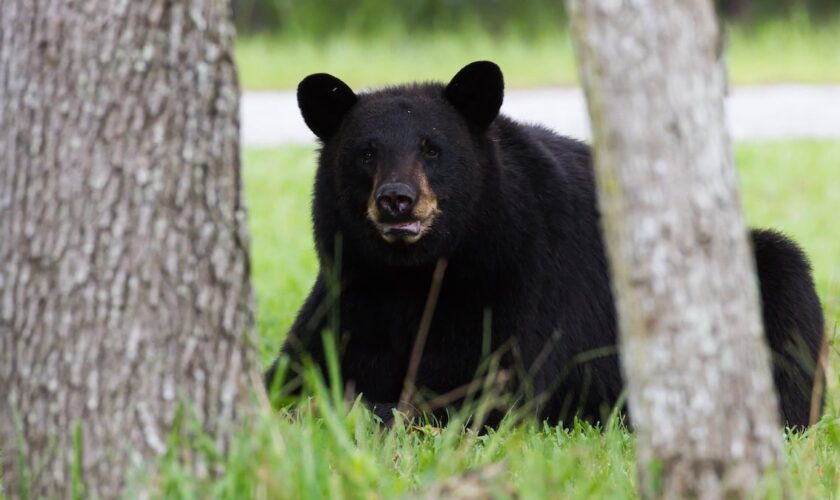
[297,73,357,140]
[444,61,504,131]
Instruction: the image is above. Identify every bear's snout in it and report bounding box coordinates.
[375,182,417,220]
[365,160,441,245]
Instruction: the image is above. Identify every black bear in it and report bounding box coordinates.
[266,61,825,428]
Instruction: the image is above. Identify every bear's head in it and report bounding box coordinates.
[298,61,504,267]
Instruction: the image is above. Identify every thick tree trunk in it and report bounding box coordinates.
[566,1,784,498]
[0,1,255,497]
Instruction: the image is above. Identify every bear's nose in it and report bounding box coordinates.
[375,182,417,219]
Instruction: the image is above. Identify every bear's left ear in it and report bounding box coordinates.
[444,61,504,130]
[297,73,357,140]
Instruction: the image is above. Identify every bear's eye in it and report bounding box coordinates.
[360,148,376,163]
[423,145,440,159]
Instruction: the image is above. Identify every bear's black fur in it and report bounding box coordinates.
[266,61,825,428]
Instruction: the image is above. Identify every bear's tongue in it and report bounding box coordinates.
[383,221,421,236]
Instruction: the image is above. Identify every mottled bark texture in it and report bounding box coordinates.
[0,1,256,497]
[566,1,784,498]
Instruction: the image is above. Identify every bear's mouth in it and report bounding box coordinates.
[381,220,422,237]
[370,216,435,245]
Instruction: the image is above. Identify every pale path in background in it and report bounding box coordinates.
[242,85,840,145]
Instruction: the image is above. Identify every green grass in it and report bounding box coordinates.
[131,141,840,498]
[207,141,840,498]
[728,17,840,85]
[235,32,577,91]
[245,146,320,363]
[235,19,840,90]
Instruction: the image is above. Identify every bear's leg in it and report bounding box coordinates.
[751,229,825,428]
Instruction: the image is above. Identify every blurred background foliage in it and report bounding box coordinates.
[233,0,837,38]
[230,0,840,89]
[233,0,565,39]
[715,0,838,20]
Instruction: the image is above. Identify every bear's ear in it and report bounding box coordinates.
[444,61,504,130]
[297,73,357,140]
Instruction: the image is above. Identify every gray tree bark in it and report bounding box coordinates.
[566,1,785,498]
[0,1,256,497]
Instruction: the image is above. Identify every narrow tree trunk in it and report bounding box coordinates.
[0,1,256,497]
[566,1,784,497]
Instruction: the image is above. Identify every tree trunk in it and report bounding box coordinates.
[566,1,784,498]
[0,1,255,497]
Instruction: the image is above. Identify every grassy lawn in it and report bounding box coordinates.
[172,140,840,498]
[728,18,840,84]
[236,19,840,90]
